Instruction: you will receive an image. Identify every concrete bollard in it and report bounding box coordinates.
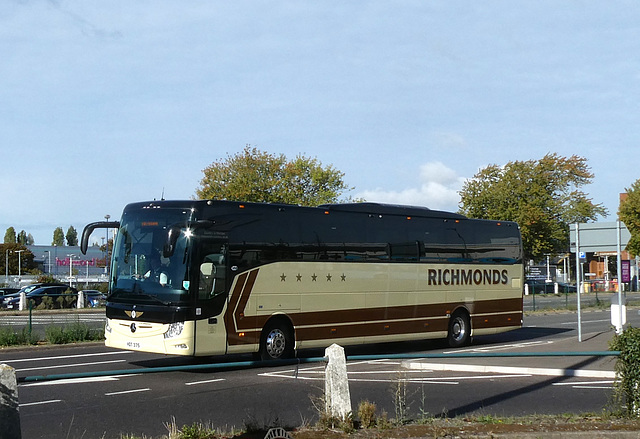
[77,291,85,309]
[0,364,22,439]
[18,292,26,312]
[324,343,352,419]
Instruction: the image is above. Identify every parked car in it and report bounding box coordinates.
[0,288,19,297]
[556,282,577,294]
[1,282,70,308]
[525,279,577,294]
[4,285,78,309]
[79,290,107,307]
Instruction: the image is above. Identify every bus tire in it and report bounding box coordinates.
[259,319,294,361]
[447,310,470,348]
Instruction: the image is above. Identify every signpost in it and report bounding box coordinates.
[570,221,630,340]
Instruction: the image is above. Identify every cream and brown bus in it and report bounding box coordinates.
[81,200,523,359]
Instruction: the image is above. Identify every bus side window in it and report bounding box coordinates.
[199,254,226,299]
[199,262,214,299]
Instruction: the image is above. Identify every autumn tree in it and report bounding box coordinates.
[52,227,65,246]
[458,153,607,261]
[196,146,352,206]
[619,179,640,257]
[66,226,78,246]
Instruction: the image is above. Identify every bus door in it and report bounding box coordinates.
[193,241,229,355]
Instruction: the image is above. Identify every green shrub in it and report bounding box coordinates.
[610,326,640,416]
[0,327,39,346]
[179,422,219,439]
[45,322,104,344]
[36,296,53,310]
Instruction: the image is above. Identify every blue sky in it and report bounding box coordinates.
[1,1,639,245]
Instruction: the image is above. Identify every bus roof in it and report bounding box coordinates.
[124,200,469,221]
[319,202,467,219]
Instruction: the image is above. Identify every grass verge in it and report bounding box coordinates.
[0,322,103,347]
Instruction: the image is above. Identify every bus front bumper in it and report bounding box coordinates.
[105,318,195,356]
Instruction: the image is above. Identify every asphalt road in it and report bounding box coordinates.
[4,309,638,439]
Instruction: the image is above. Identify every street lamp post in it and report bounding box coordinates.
[4,249,10,285]
[105,214,110,277]
[15,250,24,283]
[44,250,51,274]
[67,254,75,287]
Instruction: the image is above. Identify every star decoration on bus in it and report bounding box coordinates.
[278,272,346,282]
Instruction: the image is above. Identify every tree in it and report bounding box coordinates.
[458,153,607,261]
[619,179,640,257]
[52,227,65,246]
[4,227,16,244]
[0,243,36,276]
[17,230,27,245]
[66,226,78,246]
[196,145,352,206]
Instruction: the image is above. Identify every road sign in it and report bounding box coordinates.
[572,221,630,342]
[570,222,630,252]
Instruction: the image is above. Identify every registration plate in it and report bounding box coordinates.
[126,341,141,349]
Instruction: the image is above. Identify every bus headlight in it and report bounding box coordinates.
[164,322,184,339]
[105,320,112,334]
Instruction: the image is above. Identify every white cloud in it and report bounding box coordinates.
[356,162,466,212]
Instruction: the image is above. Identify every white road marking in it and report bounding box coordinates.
[561,319,611,325]
[185,378,225,386]
[405,362,615,379]
[553,380,614,386]
[572,385,613,389]
[19,400,62,407]
[444,340,553,354]
[4,351,132,363]
[22,376,121,387]
[105,388,150,396]
[16,359,127,372]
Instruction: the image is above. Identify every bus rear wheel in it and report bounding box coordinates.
[259,320,294,361]
[447,311,470,348]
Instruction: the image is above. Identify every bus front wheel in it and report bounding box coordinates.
[259,320,294,361]
[447,311,470,348]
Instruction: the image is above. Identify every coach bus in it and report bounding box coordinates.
[81,200,523,359]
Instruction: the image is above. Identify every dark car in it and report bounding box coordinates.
[525,279,577,294]
[4,285,78,309]
[0,288,19,297]
[1,283,70,308]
